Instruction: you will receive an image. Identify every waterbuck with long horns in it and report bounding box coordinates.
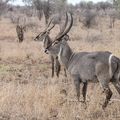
[34,14,68,77]
[45,12,120,109]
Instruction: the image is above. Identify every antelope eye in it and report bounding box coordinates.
[36,35,40,39]
[52,42,57,46]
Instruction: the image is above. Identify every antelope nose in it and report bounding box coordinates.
[34,38,37,41]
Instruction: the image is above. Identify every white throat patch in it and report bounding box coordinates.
[109,54,113,78]
[58,46,63,64]
[42,37,46,50]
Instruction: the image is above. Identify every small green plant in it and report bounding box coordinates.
[0,65,10,75]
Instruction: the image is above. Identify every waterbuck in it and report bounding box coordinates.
[34,14,68,77]
[45,12,120,109]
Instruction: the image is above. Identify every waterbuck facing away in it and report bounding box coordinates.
[45,12,120,109]
[34,14,68,77]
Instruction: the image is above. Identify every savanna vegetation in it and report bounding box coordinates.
[0,0,120,120]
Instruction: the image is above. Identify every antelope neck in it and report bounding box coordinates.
[67,52,75,69]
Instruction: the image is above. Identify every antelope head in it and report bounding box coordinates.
[34,17,55,40]
[45,12,73,56]
[34,12,69,49]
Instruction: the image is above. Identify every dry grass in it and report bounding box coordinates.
[0,17,120,120]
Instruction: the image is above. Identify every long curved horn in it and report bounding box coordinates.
[47,24,55,32]
[34,17,55,41]
[55,12,73,41]
[55,12,69,39]
[45,12,73,49]
[44,17,54,31]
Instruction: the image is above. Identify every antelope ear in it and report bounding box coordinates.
[63,35,70,41]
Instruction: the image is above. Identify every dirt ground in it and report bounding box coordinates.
[0,17,120,120]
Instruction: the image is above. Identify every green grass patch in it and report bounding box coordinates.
[0,64,10,75]
[39,63,49,71]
